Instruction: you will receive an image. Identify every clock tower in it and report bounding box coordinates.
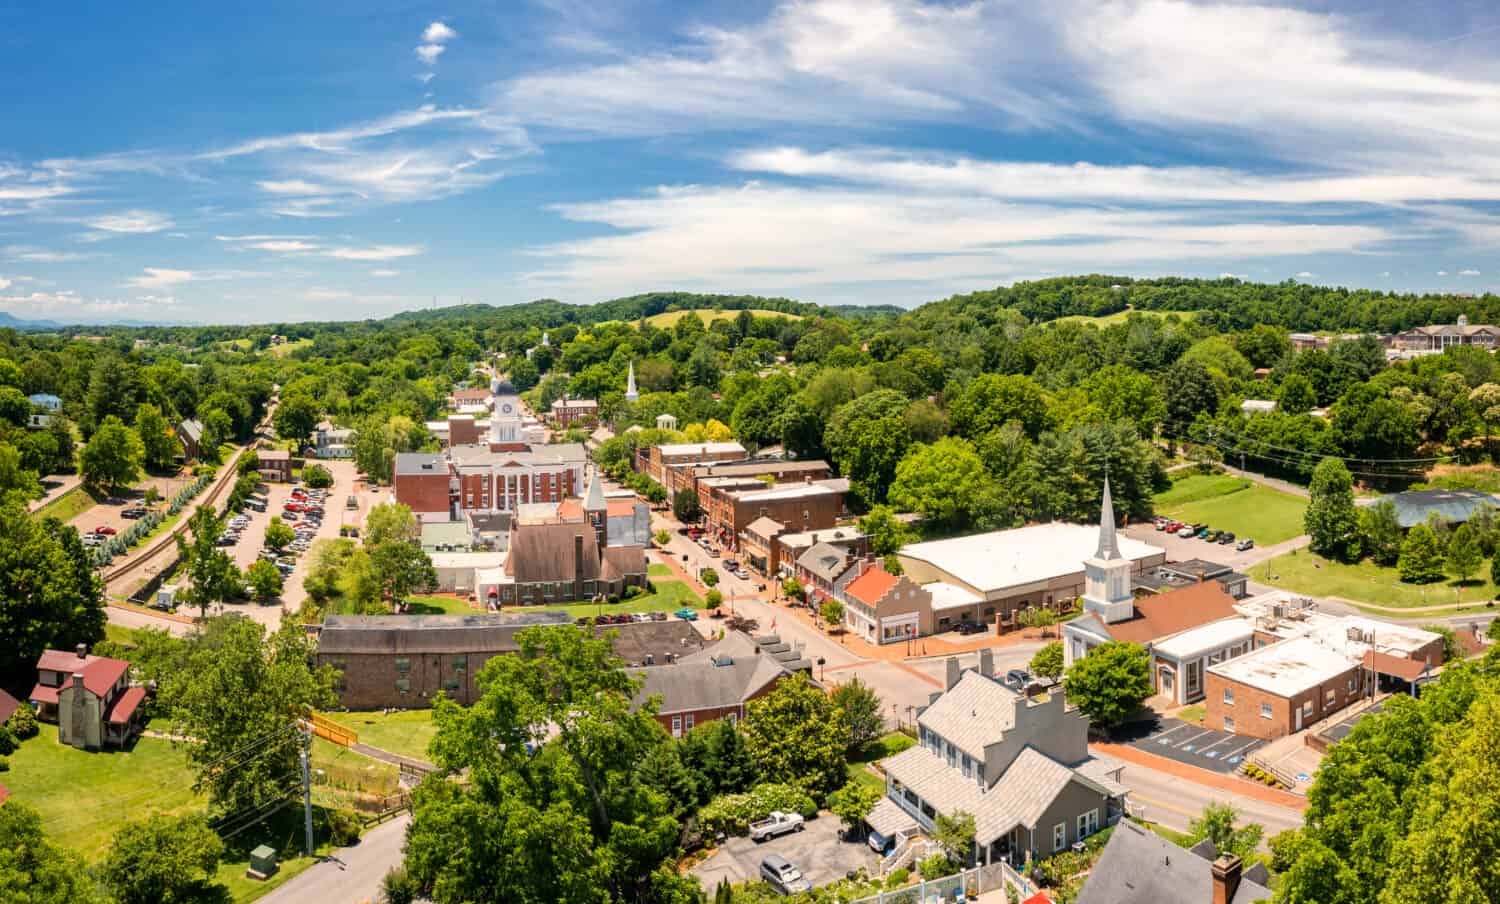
[489,377,523,447]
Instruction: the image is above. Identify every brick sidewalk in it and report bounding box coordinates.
[1092,741,1309,810]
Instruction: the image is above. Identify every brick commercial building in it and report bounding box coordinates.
[692,460,833,514]
[635,441,747,493]
[706,481,844,550]
[450,443,586,512]
[840,562,936,644]
[394,452,454,521]
[775,526,867,577]
[446,414,482,446]
[1202,601,1445,739]
[550,398,599,427]
[317,612,572,708]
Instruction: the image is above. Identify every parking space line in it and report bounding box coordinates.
[1151,724,1192,744]
[1174,729,1213,750]
[1220,739,1260,761]
[1198,735,1243,755]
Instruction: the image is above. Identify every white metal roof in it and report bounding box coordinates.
[733,483,837,502]
[899,523,1163,594]
[1207,636,1353,698]
[1153,618,1256,660]
[430,551,507,570]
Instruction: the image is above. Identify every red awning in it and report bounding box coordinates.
[1363,651,1431,683]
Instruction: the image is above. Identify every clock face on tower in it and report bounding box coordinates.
[502,403,514,413]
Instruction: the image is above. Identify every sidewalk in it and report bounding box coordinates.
[1092,741,1308,811]
[28,473,82,513]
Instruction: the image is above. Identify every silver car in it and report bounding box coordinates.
[760,854,812,895]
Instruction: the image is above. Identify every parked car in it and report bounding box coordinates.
[1176,526,1195,538]
[759,855,812,895]
[954,620,985,635]
[1003,669,1032,690]
[94,525,117,536]
[1236,538,1255,551]
[1202,530,1221,543]
[1217,532,1236,545]
[749,811,805,842]
[121,507,147,519]
[673,608,699,621]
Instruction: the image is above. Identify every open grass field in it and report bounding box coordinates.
[506,578,703,619]
[336,709,438,762]
[642,308,800,329]
[33,484,101,522]
[266,338,312,358]
[1251,550,1497,610]
[6,722,401,901]
[1052,308,1201,327]
[649,562,673,577]
[405,595,479,615]
[1153,474,1308,545]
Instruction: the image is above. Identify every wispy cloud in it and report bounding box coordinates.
[83,209,174,235]
[3,245,92,263]
[322,244,421,261]
[371,269,400,277]
[256,179,327,195]
[1460,268,1482,276]
[416,21,459,68]
[215,234,422,261]
[126,267,195,289]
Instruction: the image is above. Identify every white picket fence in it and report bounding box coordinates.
[849,861,1035,904]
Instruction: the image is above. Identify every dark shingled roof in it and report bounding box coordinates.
[317,612,570,655]
[1075,821,1272,904]
[506,521,605,583]
[1370,488,1500,528]
[597,620,709,667]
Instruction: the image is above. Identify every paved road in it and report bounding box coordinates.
[1113,754,1305,841]
[105,603,193,637]
[259,813,411,904]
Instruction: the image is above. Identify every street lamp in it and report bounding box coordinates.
[817,656,826,683]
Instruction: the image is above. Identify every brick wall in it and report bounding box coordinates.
[449,417,481,446]
[727,490,842,541]
[1203,664,1366,740]
[322,650,506,709]
[394,471,451,517]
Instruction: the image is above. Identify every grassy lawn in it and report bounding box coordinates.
[32,484,101,522]
[7,725,204,859]
[1053,309,1200,327]
[334,709,437,762]
[845,732,913,797]
[508,579,704,619]
[642,308,800,329]
[267,338,312,357]
[1154,478,1308,545]
[1252,550,1496,609]
[405,596,478,615]
[1178,705,1206,724]
[648,563,673,577]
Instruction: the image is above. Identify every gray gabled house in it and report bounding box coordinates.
[1075,820,1272,904]
[873,653,1128,866]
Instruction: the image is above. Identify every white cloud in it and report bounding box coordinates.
[214,234,317,243]
[1295,271,1316,278]
[2,245,90,263]
[371,269,400,277]
[250,240,320,253]
[322,245,422,261]
[126,267,195,289]
[0,277,9,291]
[416,44,446,65]
[423,22,458,44]
[521,181,1385,303]
[1438,270,1450,276]
[256,179,327,195]
[1460,268,1482,276]
[84,209,174,235]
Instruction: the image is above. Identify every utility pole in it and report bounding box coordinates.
[299,727,314,858]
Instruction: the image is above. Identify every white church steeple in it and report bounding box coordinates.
[625,360,639,402]
[1081,477,1135,624]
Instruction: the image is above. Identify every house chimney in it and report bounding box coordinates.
[574,535,585,599]
[76,643,88,659]
[979,648,994,679]
[945,657,961,691]
[1212,855,1242,904]
[72,671,85,690]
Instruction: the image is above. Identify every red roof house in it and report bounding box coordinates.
[29,645,143,750]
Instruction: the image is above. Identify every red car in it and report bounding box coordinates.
[290,491,308,501]
[284,502,304,513]
[94,525,117,535]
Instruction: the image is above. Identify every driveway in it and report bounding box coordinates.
[691,814,878,891]
[1113,717,1266,773]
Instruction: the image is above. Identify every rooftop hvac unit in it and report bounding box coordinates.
[1272,604,1286,620]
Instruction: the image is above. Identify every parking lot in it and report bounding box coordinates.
[73,472,198,544]
[690,814,878,891]
[1122,523,1280,572]
[218,459,365,624]
[1116,717,1266,774]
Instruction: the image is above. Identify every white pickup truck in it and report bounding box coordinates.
[749,811,805,842]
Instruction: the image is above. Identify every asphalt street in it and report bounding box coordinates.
[259,813,411,904]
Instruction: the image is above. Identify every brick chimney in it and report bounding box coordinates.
[76,643,88,659]
[945,657,961,691]
[979,648,994,679]
[1212,854,1242,904]
[574,534,585,599]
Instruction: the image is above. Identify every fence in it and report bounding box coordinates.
[849,861,1035,904]
[309,712,358,747]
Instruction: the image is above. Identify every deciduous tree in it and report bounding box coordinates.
[742,672,848,798]
[245,558,284,602]
[0,496,105,682]
[102,813,225,904]
[134,403,177,472]
[831,677,884,756]
[80,414,144,494]
[1030,641,1063,679]
[1305,457,1362,561]
[1399,524,1446,584]
[176,506,242,617]
[1062,641,1152,729]
[827,780,881,840]
[0,801,100,903]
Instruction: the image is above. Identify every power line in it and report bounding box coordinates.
[1164,417,1457,465]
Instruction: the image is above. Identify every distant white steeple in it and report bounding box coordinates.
[625,360,639,402]
[584,471,606,513]
[1081,477,1135,624]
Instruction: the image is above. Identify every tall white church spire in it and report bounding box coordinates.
[625,360,639,402]
[1081,476,1134,624]
[1095,477,1120,561]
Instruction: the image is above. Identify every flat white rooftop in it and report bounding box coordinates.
[657,441,746,457]
[430,551,507,570]
[1208,636,1353,697]
[734,483,837,502]
[926,581,983,611]
[778,526,864,548]
[899,523,1164,594]
[1153,617,1256,660]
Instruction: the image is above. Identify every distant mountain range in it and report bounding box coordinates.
[0,311,62,330]
[0,311,201,330]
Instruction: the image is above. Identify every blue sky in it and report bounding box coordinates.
[3,0,1500,324]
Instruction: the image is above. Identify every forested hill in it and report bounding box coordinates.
[387,292,841,327]
[919,275,1500,333]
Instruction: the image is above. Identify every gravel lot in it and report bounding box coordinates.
[691,813,879,891]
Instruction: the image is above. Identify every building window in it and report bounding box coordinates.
[442,678,460,692]
[1053,823,1067,853]
[1224,716,1235,731]
[1325,688,1336,707]
[395,658,411,674]
[395,678,411,694]
[1260,703,1273,720]
[452,655,468,672]
[1347,677,1356,692]
[1222,688,1234,705]
[684,714,695,731]
[1077,809,1099,839]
